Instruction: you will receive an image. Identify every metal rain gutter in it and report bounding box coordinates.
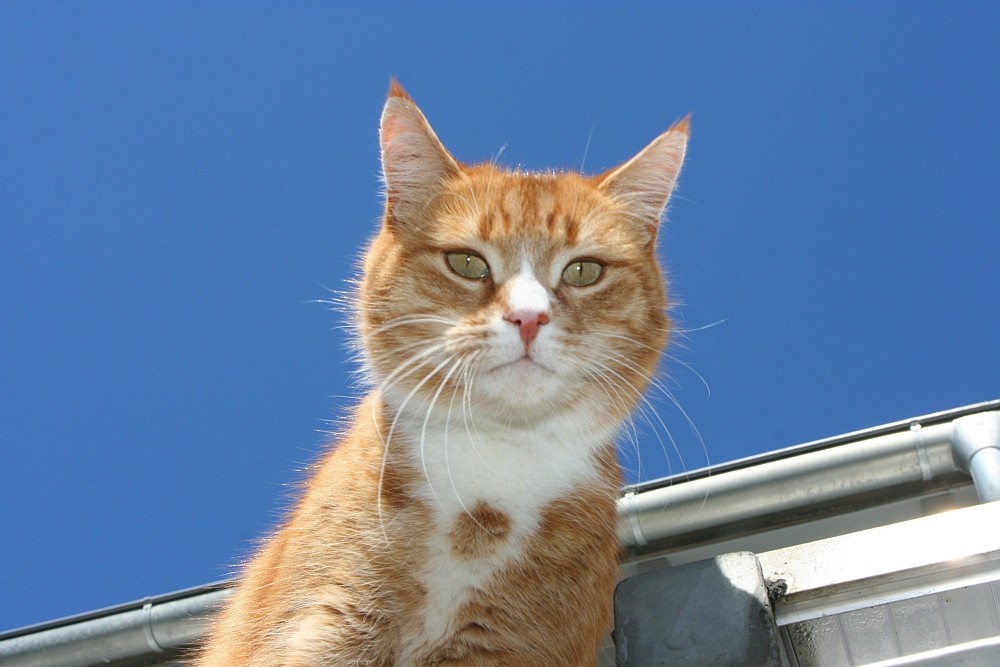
[617,401,1000,554]
[0,584,231,667]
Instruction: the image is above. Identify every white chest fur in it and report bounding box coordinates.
[390,406,616,662]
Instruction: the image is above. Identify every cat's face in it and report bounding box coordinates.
[359,84,686,428]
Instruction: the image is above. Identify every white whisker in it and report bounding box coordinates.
[442,352,491,530]
[590,355,680,478]
[374,349,456,543]
[673,318,728,335]
[419,355,465,511]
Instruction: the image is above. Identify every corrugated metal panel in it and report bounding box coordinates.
[782,582,1000,666]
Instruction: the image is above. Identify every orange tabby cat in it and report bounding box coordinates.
[196,82,687,667]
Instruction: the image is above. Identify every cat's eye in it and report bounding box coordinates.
[446,251,490,280]
[562,260,604,287]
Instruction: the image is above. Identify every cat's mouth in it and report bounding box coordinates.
[489,355,553,375]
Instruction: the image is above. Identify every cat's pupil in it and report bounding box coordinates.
[562,260,603,287]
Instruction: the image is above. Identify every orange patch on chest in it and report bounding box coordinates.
[449,502,512,560]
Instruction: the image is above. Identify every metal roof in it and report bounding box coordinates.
[2,399,998,667]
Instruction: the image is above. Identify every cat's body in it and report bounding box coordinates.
[196,83,687,667]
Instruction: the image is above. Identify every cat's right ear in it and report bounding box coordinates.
[380,80,461,225]
[595,116,689,242]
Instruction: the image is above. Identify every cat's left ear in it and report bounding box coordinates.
[380,80,461,226]
[596,116,689,237]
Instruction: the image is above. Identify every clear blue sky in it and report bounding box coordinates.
[1,2,997,632]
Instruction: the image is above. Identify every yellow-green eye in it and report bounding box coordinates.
[446,251,490,280]
[562,260,603,287]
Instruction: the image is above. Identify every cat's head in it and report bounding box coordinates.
[358,82,687,429]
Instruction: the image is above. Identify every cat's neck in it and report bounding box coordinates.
[377,381,618,439]
[372,387,620,517]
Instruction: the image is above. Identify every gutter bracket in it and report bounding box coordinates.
[141,602,164,653]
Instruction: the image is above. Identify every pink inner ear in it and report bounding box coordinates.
[379,94,460,213]
[596,123,689,228]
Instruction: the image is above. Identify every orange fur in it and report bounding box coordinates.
[195,83,687,666]
[449,502,513,561]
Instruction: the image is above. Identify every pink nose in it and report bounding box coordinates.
[504,310,550,346]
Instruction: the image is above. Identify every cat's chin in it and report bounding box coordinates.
[473,359,583,419]
[486,356,564,400]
